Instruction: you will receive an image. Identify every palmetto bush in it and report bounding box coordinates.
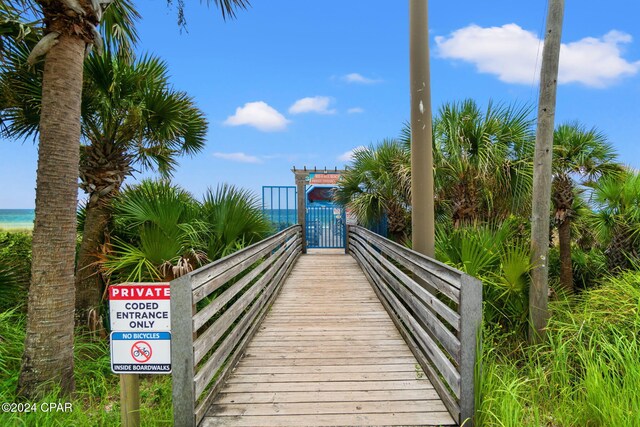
[547,246,608,292]
[103,180,204,282]
[201,184,274,260]
[588,169,640,271]
[433,100,535,226]
[436,218,531,334]
[102,180,272,283]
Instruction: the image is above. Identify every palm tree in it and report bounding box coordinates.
[432,99,535,226]
[334,139,411,242]
[76,51,207,321]
[551,122,619,294]
[589,170,640,271]
[1,47,208,323]
[11,0,247,398]
[12,0,139,398]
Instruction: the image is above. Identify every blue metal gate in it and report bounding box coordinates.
[262,186,297,232]
[305,205,346,249]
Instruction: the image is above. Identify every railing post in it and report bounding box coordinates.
[295,175,307,253]
[458,274,482,426]
[171,275,196,427]
[345,225,350,254]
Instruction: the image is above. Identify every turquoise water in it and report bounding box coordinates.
[263,209,297,231]
[0,209,35,229]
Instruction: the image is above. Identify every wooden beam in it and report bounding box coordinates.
[170,274,196,427]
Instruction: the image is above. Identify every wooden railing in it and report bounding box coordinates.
[348,226,482,426]
[170,225,303,427]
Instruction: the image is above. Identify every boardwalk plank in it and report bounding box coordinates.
[219,380,434,393]
[209,400,449,416]
[201,412,455,427]
[233,364,418,374]
[215,389,442,404]
[225,371,428,383]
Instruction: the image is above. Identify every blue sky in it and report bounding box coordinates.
[2,0,640,208]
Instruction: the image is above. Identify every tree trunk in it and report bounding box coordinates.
[75,197,111,327]
[76,142,132,326]
[557,216,573,294]
[18,35,85,397]
[553,174,574,295]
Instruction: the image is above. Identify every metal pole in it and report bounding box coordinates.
[410,0,435,258]
[278,187,282,229]
[529,0,565,344]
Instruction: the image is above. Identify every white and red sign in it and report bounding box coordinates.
[109,284,170,331]
[110,332,171,374]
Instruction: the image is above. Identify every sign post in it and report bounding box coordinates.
[109,283,171,427]
[120,374,140,427]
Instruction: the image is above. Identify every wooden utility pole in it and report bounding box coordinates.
[529,0,565,344]
[409,0,435,258]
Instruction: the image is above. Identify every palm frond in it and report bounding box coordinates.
[201,184,273,259]
[101,0,141,55]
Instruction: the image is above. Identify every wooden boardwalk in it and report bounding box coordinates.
[202,252,456,427]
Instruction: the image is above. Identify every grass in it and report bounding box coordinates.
[478,269,640,426]
[0,228,32,234]
[0,310,173,426]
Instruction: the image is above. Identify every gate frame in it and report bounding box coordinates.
[305,203,347,249]
[292,167,347,253]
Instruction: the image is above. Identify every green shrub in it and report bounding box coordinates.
[548,245,608,292]
[436,219,531,335]
[0,232,32,311]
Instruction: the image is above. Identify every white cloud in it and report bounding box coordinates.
[435,24,640,88]
[212,152,262,164]
[223,101,290,132]
[289,96,336,115]
[347,107,364,114]
[342,73,382,84]
[338,146,366,162]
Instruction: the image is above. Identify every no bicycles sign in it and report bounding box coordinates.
[110,332,171,374]
[109,283,172,375]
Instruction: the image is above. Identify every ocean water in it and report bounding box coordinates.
[263,209,298,231]
[0,209,35,230]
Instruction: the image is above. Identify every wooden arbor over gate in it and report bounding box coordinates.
[170,224,482,426]
[292,167,347,253]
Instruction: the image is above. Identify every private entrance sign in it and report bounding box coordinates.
[109,284,170,331]
[109,283,171,375]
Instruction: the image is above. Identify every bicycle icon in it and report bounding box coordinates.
[130,341,152,363]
